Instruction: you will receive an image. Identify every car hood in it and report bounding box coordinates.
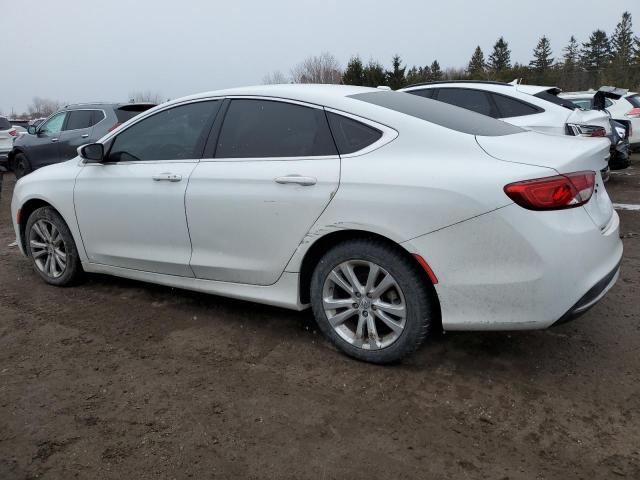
[476,131,610,173]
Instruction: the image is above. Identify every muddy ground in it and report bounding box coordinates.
[0,159,638,480]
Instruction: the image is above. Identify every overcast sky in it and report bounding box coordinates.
[2,0,639,114]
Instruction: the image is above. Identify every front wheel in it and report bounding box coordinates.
[310,239,436,364]
[25,207,83,286]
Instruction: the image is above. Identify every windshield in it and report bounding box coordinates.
[349,91,523,136]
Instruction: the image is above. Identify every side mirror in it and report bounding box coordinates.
[27,125,37,135]
[78,143,105,163]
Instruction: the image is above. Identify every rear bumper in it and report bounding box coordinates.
[404,204,623,331]
[553,261,621,326]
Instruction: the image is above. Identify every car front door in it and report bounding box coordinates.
[186,98,341,285]
[29,111,66,168]
[74,100,221,276]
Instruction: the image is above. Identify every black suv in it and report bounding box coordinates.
[9,102,156,178]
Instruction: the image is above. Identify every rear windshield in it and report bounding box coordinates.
[348,91,523,136]
[534,90,577,110]
[115,104,156,123]
[626,94,640,108]
[0,117,11,130]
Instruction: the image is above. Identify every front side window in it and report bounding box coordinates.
[64,110,93,131]
[40,112,66,134]
[327,112,382,154]
[215,99,337,158]
[435,88,497,117]
[109,101,219,162]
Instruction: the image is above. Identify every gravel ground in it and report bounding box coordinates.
[0,159,639,480]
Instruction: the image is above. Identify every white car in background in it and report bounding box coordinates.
[0,117,19,167]
[11,85,622,364]
[561,90,640,151]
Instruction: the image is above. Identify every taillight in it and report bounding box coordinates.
[625,107,640,118]
[8,129,18,137]
[566,123,607,137]
[504,171,596,211]
[108,122,122,132]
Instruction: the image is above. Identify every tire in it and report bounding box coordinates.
[24,206,83,286]
[13,153,32,179]
[310,238,436,364]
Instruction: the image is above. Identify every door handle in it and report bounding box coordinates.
[51,138,59,143]
[81,134,89,138]
[152,173,182,182]
[274,175,317,186]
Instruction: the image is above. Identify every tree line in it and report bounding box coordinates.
[265,11,640,92]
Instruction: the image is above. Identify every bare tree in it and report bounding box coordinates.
[262,70,289,84]
[128,90,163,103]
[28,97,63,118]
[290,52,342,84]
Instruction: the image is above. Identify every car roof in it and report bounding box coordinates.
[402,81,560,96]
[63,102,157,110]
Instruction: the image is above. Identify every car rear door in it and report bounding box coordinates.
[74,100,221,276]
[57,109,99,160]
[186,98,340,285]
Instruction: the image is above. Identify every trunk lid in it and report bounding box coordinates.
[477,131,614,230]
[566,108,612,135]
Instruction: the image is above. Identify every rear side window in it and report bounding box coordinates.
[108,101,220,162]
[0,117,11,130]
[327,112,382,154]
[407,89,435,99]
[490,94,541,118]
[534,91,576,110]
[216,99,337,158]
[435,88,498,118]
[64,110,93,130]
[91,110,105,126]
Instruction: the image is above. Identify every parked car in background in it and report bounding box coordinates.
[399,81,625,171]
[8,102,156,178]
[561,89,640,151]
[0,117,19,166]
[11,85,621,364]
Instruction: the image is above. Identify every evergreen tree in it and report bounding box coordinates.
[363,60,386,87]
[429,60,443,81]
[562,36,580,68]
[530,36,554,71]
[342,56,365,85]
[580,30,612,71]
[488,37,512,75]
[467,46,486,78]
[385,55,407,90]
[611,12,634,66]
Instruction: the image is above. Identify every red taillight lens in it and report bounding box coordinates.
[504,171,596,211]
[590,128,607,137]
[8,129,18,137]
[626,107,640,118]
[108,122,122,132]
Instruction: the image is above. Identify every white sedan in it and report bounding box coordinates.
[11,85,622,363]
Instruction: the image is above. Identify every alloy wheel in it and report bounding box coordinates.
[29,219,67,279]
[322,260,407,350]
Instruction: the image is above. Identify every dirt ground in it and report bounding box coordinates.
[0,159,638,480]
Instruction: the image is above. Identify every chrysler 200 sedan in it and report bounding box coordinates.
[11,85,622,364]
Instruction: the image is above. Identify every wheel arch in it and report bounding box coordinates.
[297,229,441,330]
[18,198,57,253]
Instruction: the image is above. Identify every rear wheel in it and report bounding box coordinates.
[13,153,32,179]
[310,239,436,364]
[25,207,82,286]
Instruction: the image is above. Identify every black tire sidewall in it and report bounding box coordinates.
[14,153,32,179]
[25,207,82,286]
[310,239,434,364]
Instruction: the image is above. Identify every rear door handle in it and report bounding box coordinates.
[274,175,317,186]
[81,134,89,138]
[152,173,182,182]
[51,138,59,143]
